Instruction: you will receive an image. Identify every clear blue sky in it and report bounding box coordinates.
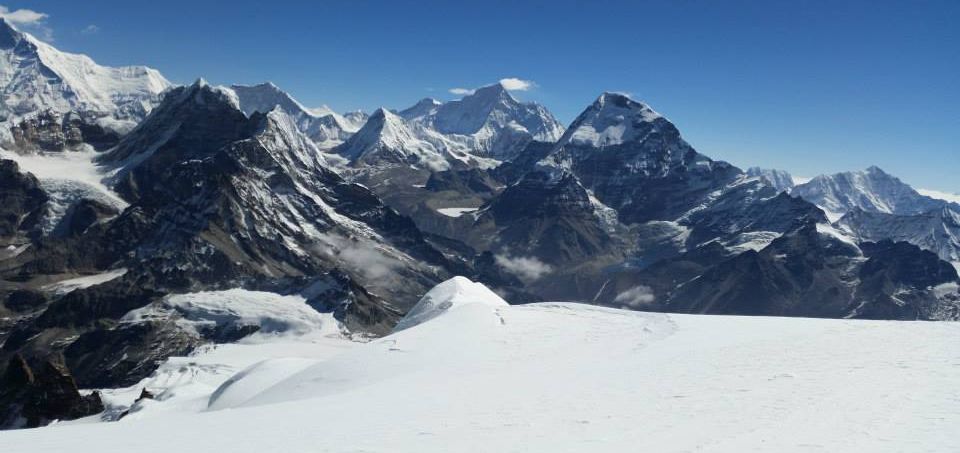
[14,0,960,192]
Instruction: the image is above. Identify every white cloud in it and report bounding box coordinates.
[0,5,47,25]
[0,5,52,41]
[613,285,655,308]
[81,24,100,35]
[494,254,552,282]
[498,77,536,91]
[448,77,538,97]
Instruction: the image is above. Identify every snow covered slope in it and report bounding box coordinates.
[335,107,498,171]
[0,19,170,144]
[7,277,958,452]
[791,166,944,221]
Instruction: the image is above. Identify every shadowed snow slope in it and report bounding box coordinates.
[5,277,958,452]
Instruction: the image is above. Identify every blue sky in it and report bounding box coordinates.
[9,1,960,192]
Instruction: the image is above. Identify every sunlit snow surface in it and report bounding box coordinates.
[8,278,959,452]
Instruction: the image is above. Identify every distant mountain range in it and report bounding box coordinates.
[1,18,958,429]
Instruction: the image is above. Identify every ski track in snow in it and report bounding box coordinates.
[6,277,959,453]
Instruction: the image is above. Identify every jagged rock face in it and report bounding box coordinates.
[0,19,170,147]
[95,82,454,305]
[838,206,960,266]
[663,223,864,317]
[58,198,120,237]
[303,270,402,336]
[853,240,959,320]
[425,168,501,195]
[791,166,946,219]
[541,93,742,225]
[680,183,827,247]
[475,171,623,264]
[0,159,47,243]
[0,81,464,391]
[0,355,104,429]
[859,240,958,287]
[103,83,257,201]
[604,221,960,321]
[8,111,120,152]
[64,319,199,388]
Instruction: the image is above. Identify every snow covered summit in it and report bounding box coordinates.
[556,92,665,148]
[0,19,171,146]
[403,82,565,160]
[393,276,508,332]
[228,82,367,149]
[791,166,946,220]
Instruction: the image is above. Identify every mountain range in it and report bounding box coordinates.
[1,19,958,429]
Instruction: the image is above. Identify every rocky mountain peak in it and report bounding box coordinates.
[0,18,26,49]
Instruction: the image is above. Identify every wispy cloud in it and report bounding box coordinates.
[0,5,52,41]
[495,254,552,282]
[613,285,655,308]
[448,77,538,97]
[81,24,100,35]
[498,77,536,91]
[0,5,46,24]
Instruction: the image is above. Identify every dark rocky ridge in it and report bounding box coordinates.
[0,354,104,429]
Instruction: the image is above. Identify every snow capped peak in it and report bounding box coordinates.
[792,166,945,219]
[229,81,311,117]
[225,82,368,149]
[0,19,172,143]
[556,92,666,148]
[393,276,508,332]
[469,81,513,100]
[352,107,413,142]
[368,106,406,128]
[405,82,564,160]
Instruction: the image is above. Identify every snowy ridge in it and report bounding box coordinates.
[791,166,945,220]
[228,82,367,149]
[9,278,959,452]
